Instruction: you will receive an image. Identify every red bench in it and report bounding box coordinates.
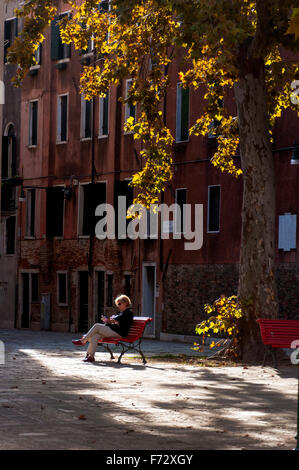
[257,319,299,367]
[97,316,152,364]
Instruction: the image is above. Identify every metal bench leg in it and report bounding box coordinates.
[106,344,115,360]
[117,344,125,364]
[137,339,147,364]
[99,343,115,359]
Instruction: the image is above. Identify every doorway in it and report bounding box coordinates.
[79,271,89,332]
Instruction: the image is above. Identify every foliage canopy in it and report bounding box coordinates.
[8,0,299,207]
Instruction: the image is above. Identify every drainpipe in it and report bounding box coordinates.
[88,49,96,277]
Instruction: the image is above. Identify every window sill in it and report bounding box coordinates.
[28,145,38,149]
[29,65,40,76]
[56,140,68,145]
[80,137,92,142]
[55,58,70,70]
[98,134,109,139]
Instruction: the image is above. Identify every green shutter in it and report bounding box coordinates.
[51,16,60,60]
[181,87,189,141]
[102,94,109,135]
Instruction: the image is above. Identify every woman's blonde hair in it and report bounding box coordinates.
[115,294,131,307]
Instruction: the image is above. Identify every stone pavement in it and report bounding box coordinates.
[0,328,214,360]
[0,328,298,451]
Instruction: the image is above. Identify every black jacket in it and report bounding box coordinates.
[108,308,134,337]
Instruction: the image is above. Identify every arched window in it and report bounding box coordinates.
[2,124,17,179]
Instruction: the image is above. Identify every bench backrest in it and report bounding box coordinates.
[257,319,299,348]
[124,317,152,342]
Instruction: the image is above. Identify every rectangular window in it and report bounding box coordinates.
[26,189,36,237]
[106,273,113,307]
[57,95,68,142]
[51,14,71,61]
[2,133,16,179]
[278,213,297,251]
[176,83,189,142]
[125,79,136,127]
[6,216,16,254]
[79,182,106,236]
[81,96,93,139]
[46,187,64,237]
[175,188,187,234]
[99,93,109,137]
[29,100,38,146]
[4,18,18,63]
[57,272,68,305]
[208,185,221,232]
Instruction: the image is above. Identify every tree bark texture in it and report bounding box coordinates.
[234,59,279,361]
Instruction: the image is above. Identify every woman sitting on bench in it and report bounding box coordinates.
[72,295,133,362]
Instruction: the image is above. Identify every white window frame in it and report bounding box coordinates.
[29,99,38,147]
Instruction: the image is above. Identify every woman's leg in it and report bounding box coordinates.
[83,324,121,359]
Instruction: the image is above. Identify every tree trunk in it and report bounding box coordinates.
[234,59,278,362]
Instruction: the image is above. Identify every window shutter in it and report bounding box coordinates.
[181,87,189,141]
[32,102,38,146]
[51,16,60,60]
[2,136,9,178]
[13,17,18,39]
[11,135,17,177]
[103,94,109,134]
[100,94,109,135]
[85,100,92,138]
